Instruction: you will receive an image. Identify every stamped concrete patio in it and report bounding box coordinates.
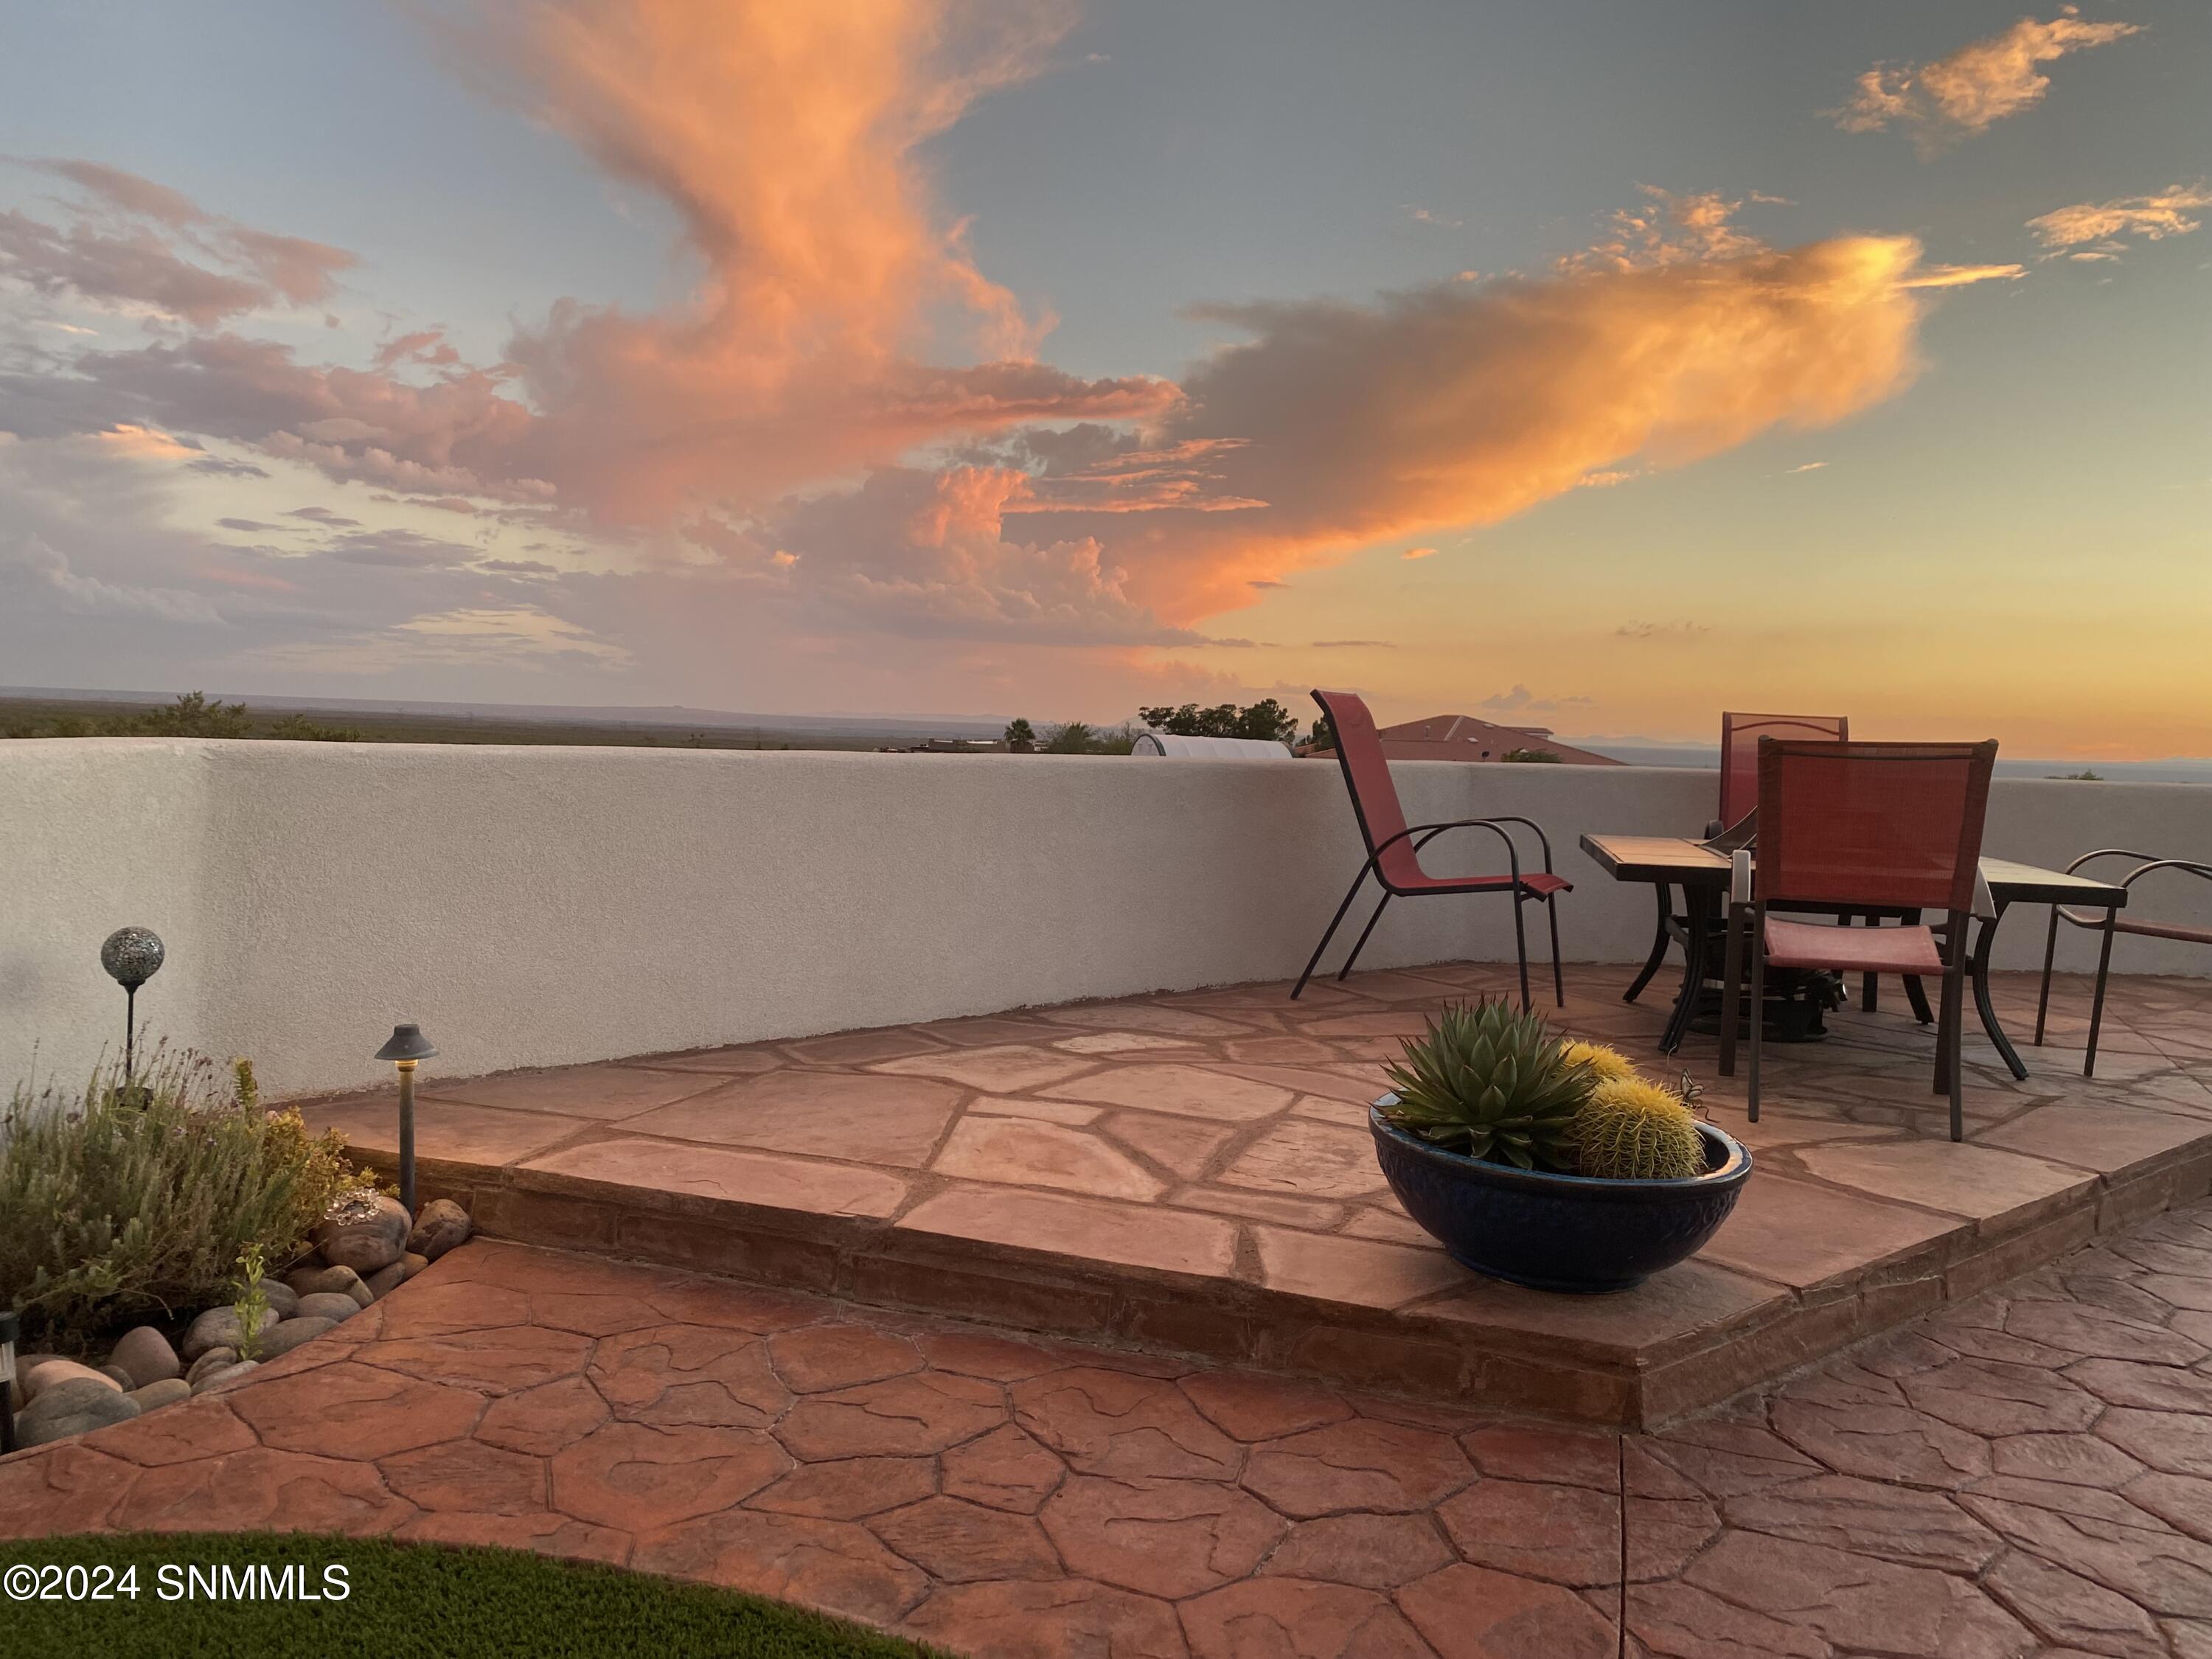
[298,962,2212,1428]
[15,1207,2212,1657]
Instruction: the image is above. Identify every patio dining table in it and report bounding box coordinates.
[1579,833,2128,1079]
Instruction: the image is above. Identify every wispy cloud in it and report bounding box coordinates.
[1835,10,2140,154]
[1786,461,1829,474]
[1401,546,1439,561]
[1311,639,1394,649]
[0,158,355,324]
[2028,184,2212,259]
[1480,684,1593,716]
[1615,619,1708,639]
[1897,262,2026,289]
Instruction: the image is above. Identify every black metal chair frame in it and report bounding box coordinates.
[1292,816,1565,1009]
[2034,849,2212,1076]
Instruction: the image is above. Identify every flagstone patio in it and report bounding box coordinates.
[296,962,2212,1429]
[14,1204,2212,1657]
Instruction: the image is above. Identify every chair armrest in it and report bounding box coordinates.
[1376,819,1523,884]
[2064,847,2166,877]
[1469,813,1556,872]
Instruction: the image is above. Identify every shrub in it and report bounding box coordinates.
[0,1047,378,1346]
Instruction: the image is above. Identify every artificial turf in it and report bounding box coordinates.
[0,1531,936,1658]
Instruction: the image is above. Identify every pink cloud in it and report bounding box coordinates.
[1837,10,2140,153]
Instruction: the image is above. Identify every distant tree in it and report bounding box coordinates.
[266,712,367,742]
[1304,712,1337,754]
[1004,717,1036,753]
[2048,770,2103,781]
[1041,721,1135,755]
[1502,747,1562,763]
[1137,699,1299,745]
[113,692,252,739]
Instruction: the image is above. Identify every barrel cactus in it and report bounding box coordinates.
[1574,1075,1707,1180]
[1559,1040,1636,1083]
[1381,999,1590,1172]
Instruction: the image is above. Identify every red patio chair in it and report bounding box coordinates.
[1292,689,1571,1007]
[1621,711,1848,1007]
[2036,850,2212,1075]
[1719,738,1997,1141]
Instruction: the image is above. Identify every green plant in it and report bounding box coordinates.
[1501,747,1562,763]
[1380,999,1592,1169]
[232,1243,271,1360]
[4,1531,931,1659]
[0,1047,378,1346]
[1138,699,1301,745]
[1573,1075,1707,1180]
[1558,1040,1637,1082]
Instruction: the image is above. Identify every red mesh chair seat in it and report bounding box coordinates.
[1391,869,1571,898]
[1764,917,1944,976]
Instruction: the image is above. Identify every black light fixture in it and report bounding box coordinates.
[1,1308,18,1455]
[374,1023,438,1214]
[100,926,165,1085]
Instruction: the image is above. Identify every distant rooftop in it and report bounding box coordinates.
[1314,713,1624,765]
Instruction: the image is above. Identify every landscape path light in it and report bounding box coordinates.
[373,1023,437,1215]
[100,925,165,1085]
[1,1308,18,1455]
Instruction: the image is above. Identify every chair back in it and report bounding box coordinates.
[1757,739,1998,914]
[1312,689,1422,886]
[1719,712,1847,832]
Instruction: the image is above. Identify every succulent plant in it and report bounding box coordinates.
[1574,1076,1707,1180]
[1381,999,1591,1171]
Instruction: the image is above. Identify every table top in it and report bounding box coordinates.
[1579,834,2128,909]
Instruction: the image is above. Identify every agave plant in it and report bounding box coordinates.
[1381,998,1594,1171]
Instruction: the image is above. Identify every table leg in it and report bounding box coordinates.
[1661,886,1714,1054]
[2085,908,2117,1077]
[1969,902,2030,1083]
[1623,883,1673,1004]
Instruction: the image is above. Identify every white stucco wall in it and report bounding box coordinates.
[4,738,2207,1096]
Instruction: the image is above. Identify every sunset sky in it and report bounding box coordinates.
[1,1,2206,754]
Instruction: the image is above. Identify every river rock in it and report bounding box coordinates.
[180,1304,280,1363]
[128,1378,192,1412]
[20,1357,120,1402]
[313,1194,411,1275]
[286,1264,372,1308]
[17,1377,141,1446]
[257,1316,336,1360]
[294,1292,361,1324]
[108,1325,182,1389]
[184,1346,240,1386]
[98,1363,136,1390]
[258,1279,302,1320]
[407,1199,472,1262]
[362,1259,412,1299]
[190,1360,259,1396]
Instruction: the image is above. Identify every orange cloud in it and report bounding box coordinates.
[2028,184,2212,256]
[444,0,1175,522]
[1837,10,2140,153]
[1016,223,1944,621]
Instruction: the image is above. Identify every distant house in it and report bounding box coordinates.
[1306,713,1622,766]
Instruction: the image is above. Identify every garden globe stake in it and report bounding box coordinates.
[99,926,165,1086]
[374,1023,437,1215]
